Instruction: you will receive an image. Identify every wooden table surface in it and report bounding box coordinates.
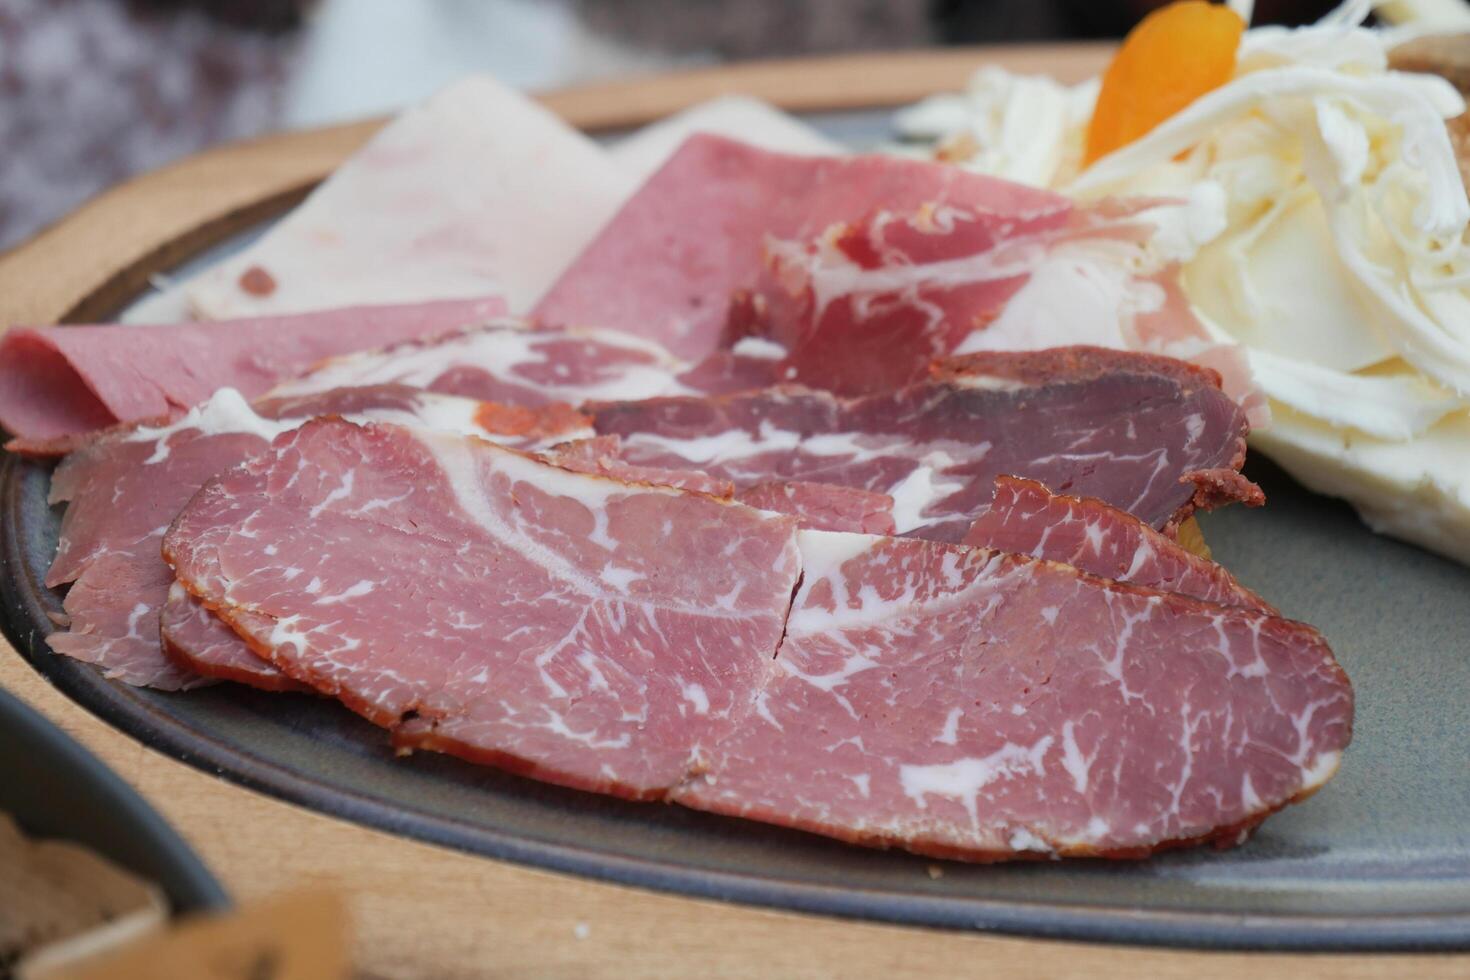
[1,44,1464,979]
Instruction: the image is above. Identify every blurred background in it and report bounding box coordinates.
[0,0,1343,251]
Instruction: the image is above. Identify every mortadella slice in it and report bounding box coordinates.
[179,76,633,319]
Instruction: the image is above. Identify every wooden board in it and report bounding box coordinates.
[0,44,1463,977]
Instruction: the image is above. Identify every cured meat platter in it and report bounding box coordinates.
[0,37,1468,974]
[2,100,1467,954]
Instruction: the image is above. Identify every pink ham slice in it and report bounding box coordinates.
[590,348,1259,544]
[677,529,1353,860]
[0,297,505,442]
[162,419,1352,858]
[164,419,802,798]
[965,476,1272,613]
[533,134,1070,360]
[44,384,587,690]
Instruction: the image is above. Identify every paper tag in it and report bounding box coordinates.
[19,890,349,980]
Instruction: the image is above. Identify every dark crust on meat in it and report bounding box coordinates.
[1164,437,1266,539]
[932,345,1227,394]
[158,610,312,694]
[697,796,1294,864]
[983,474,1276,614]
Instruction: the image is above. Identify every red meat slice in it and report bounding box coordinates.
[964,476,1272,613]
[544,435,735,498]
[161,582,310,693]
[735,198,1266,423]
[268,320,694,407]
[533,135,1069,360]
[164,419,802,799]
[677,529,1352,860]
[45,385,585,689]
[162,420,1352,859]
[736,481,895,535]
[590,347,1259,543]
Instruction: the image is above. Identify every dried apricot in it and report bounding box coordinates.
[1175,516,1212,559]
[1083,1,1244,166]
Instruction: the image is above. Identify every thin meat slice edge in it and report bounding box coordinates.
[266,319,698,407]
[965,475,1273,613]
[161,581,310,693]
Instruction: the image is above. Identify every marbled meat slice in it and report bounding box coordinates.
[676,529,1353,860]
[268,320,696,407]
[735,481,895,534]
[544,435,735,498]
[161,581,308,693]
[0,297,505,442]
[534,134,1070,360]
[46,385,587,690]
[736,198,1266,421]
[590,347,1257,543]
[965,476,1272,613]
[163,421,1352,859]
[163,419,801,799]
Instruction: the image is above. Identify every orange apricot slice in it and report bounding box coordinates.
[1083,1,1245,167]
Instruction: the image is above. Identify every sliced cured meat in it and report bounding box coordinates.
[735,196,1267,421]
[677,529,1353,860]
[46,385,586,689]
[177,76,633,319]
[544,435,734,498]
[0,297,505,442]
[163,421,1351,859]
[590,348,1258,543]
[163,419,801,798]
[258,384,591,447]
[736,481,895,535]
[730,192,1262,414]
[267,320,693,407]
[964,476,1272,613]
[161,582,309,693]
[534,134,1069,360]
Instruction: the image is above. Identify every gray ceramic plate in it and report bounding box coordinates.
[1,109,1467,952]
